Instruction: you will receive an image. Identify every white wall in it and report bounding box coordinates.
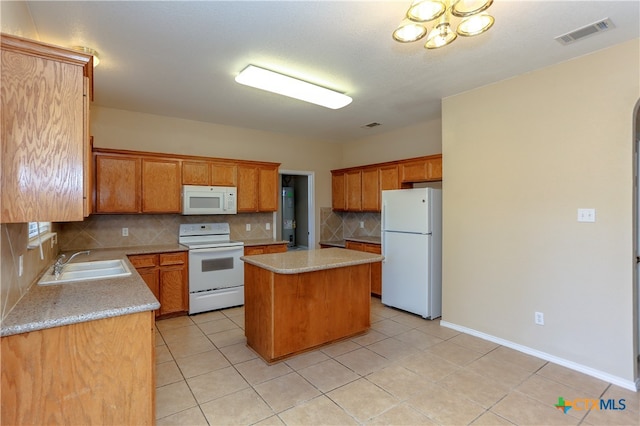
[91,106,343,247]
[442,39,640,387]
[341,118,442,168]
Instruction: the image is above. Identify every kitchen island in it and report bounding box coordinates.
[241,248,383,362]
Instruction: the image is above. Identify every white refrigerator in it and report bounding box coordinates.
[381,188,442,319]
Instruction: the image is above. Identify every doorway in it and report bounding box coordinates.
[278,170,315,250]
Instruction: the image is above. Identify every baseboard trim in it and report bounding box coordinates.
[440,320,638,392]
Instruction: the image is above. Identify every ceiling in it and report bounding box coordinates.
[22,1,640,142]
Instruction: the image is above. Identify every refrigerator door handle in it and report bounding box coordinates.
[381,201,386,262]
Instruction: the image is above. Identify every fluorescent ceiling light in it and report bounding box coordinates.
[235,65,352,110]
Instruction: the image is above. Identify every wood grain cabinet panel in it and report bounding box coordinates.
[238,164,279,212]
[211,163,237,186]
[345,170,362,211]
[182,161,210,185]
[1,312,155,425]
[1,35,92,223]
[95,155,141,213]
[331,172,346,211]
[346,240,382,296]
[142,158,181,213]
[361,168,380,211]
[400,155,442,183]
[379,164,400,191]
[129,252,188,318]
[244,244,287,256]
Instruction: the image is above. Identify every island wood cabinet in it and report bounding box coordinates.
[244,243,288,256]
[128,252,188,318]
[345,240,382,296]
[1,33,94,222]
[331,154,441,212]
[182,161,237,186]
[237,164,279,212]
[1,311,155,425]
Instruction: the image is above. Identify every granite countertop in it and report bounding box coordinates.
[1,244,186,338]
[241,247,383,275]
[242,239,289,247]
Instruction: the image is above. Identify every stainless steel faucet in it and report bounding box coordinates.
[53,250,91,277]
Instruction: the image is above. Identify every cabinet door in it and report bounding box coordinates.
[1,49,84,222]
[379,165,399,191]
[426,156,443,180]
[83,80,92,217]
[211,163,237,186]
[331,173,345,211]
[259,166,279,212]
[182,161,210,185]
[361,168,380,211]
[95,155,141,213]
[345,170,362,211]
[142,158,181,213]
[237,165,258,212]
[159,266,188,316]
[400,156,442,183]
[363,244,382,296]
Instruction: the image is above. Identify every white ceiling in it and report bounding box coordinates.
[23,1,640,142]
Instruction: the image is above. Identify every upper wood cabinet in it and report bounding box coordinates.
[182,161,237,186]
[345,170,362,211]
[237,163,279,213]
[331,155,441,212]
[95,155,141,213]
[142,158,181,213]
[400,155,442,183]
[1,34,93,223]
[361,168,380,211]
[331,173,346,211]
[94,148,280,215]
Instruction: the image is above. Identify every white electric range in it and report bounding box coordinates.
[179,223,244,314]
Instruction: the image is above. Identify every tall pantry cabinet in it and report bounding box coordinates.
[1,33,94,222]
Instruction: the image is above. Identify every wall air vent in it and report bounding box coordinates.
[362,122,381,128]
[555,18,615,45]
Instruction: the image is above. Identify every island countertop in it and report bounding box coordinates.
[241,247,383,274]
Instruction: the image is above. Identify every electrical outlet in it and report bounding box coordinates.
[266,223,271,230]
[577,208,596,222]
[246,224,251,231]
[359,221,364,228]
[122,227,129,237]
[18,255,23,277]
[535,312,544,325]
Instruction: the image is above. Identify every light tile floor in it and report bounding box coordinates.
[155,298,639,425]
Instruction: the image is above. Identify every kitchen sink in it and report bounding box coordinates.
[38,259,132,285]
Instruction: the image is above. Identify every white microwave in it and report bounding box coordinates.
[182,185,237,215]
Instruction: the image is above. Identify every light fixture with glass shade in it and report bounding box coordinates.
[392,0,495,49]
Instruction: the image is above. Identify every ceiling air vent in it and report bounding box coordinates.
[362,122,381,128]
[555,18,615,45]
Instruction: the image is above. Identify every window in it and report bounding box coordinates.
[28,222,51,239]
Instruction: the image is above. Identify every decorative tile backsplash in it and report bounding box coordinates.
[57,213,275,251]
[320,207,381,242]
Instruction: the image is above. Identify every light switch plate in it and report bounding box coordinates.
[246,224,251,231]
[266,223,270,230]
[577,208,596,222]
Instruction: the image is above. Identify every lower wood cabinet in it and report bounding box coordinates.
[128,251,188,318]
[1,311,155,425]
[345,240,382,297]
[244,243,288,256]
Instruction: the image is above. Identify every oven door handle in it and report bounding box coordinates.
[189,246,243,254]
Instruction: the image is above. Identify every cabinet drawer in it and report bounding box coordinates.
[363,244,381,254]
[128,254,158,268]
[159,252,187,266]
[345,241,365,251]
